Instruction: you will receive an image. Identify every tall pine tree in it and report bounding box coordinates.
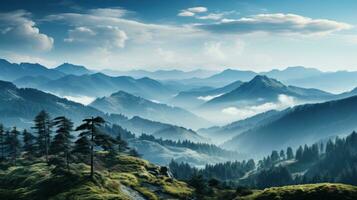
[7,127,21,164]
[33,110,52,162]
[50,116,74,172]
[75,116,115,179]
[23,129,36,157]
[0,124,5,160]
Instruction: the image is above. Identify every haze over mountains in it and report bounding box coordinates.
[90,90,209,129]
[2,57,357,161]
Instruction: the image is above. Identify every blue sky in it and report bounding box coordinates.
[1,0,357,71]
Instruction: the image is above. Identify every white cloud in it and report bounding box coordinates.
[178,11,195,17]
[178,6,207,17]
[65,26,128,49]
[204,41,226,60]
[88,8,127,18]
[198,13,352,35]
[197,13,224,20]
[187,7,208,13]
[0,10,54,51]
[156,48,175,63]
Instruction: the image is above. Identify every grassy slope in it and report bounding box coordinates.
[238,183,357,200]
[0,155,193,200]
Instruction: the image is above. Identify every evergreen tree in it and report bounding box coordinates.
[295,146,303,161]
[279,149,286,160]
[50,116,74,172]
[0,124,5,160]
[75,116,114,179]
[7,127,21,164]
[286,147,294,160]
[73,136,91,155]
[22,129,36,157]
[271,150,279,162]
[33,110,52,162]
[116,134,129,153]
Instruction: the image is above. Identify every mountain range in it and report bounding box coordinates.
[90,90,209,129]
[222,95,357,157]
[0,80,102,127]
[205,75,333,107]
[101,69,217,80]
[0,59,65,81]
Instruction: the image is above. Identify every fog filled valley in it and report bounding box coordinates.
[2,57,357,199]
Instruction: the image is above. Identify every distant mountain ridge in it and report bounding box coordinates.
[223,95,357,157]
[55,63,92,75]
[23,73,176,101]
[0,59,65,81]
[90,90,209,129]
[0,80,102,127]
[206,75,333,106]
[116,116,208,143]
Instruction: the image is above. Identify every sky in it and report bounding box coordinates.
[1,0,357,72]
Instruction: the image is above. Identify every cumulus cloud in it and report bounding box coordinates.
[65,26,128,48]
[178,6,207,17]
[46,9,199,46]
[0,10,54,51]
[198,13,352,35]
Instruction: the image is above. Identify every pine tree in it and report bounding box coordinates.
[0,124,5,160]
[280,150,286,160]
[7,127,21,164]
[295,146,303,161]
[50,116,74,172]
[33,110,52,162]
[73,136,91,155]
[23,129,36,157]
[286,147,294,160]
[271,150,279,162]
[75,116,114,179]
[116,134,129,153]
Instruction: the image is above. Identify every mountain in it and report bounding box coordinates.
[14,75,52,89]
[54,63,92,75]
[223,95,357,157]
[206,75,333,106]
[116,116,207,143]
[38,73,175,101]
[90,90,209,129]
[0,59,65,81]
[198,110,284,144]
[180,68,257,87]
[286,71,357,93]
[101,69,217,80]
[171,80,243,109]
[263,66,323,81]
[0,80,102,127]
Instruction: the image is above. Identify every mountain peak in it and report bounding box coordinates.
[249,75,284,88]
[55,63,91,75]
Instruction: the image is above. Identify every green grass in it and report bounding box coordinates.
[237,183,357,200]
[0,155,193,200]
